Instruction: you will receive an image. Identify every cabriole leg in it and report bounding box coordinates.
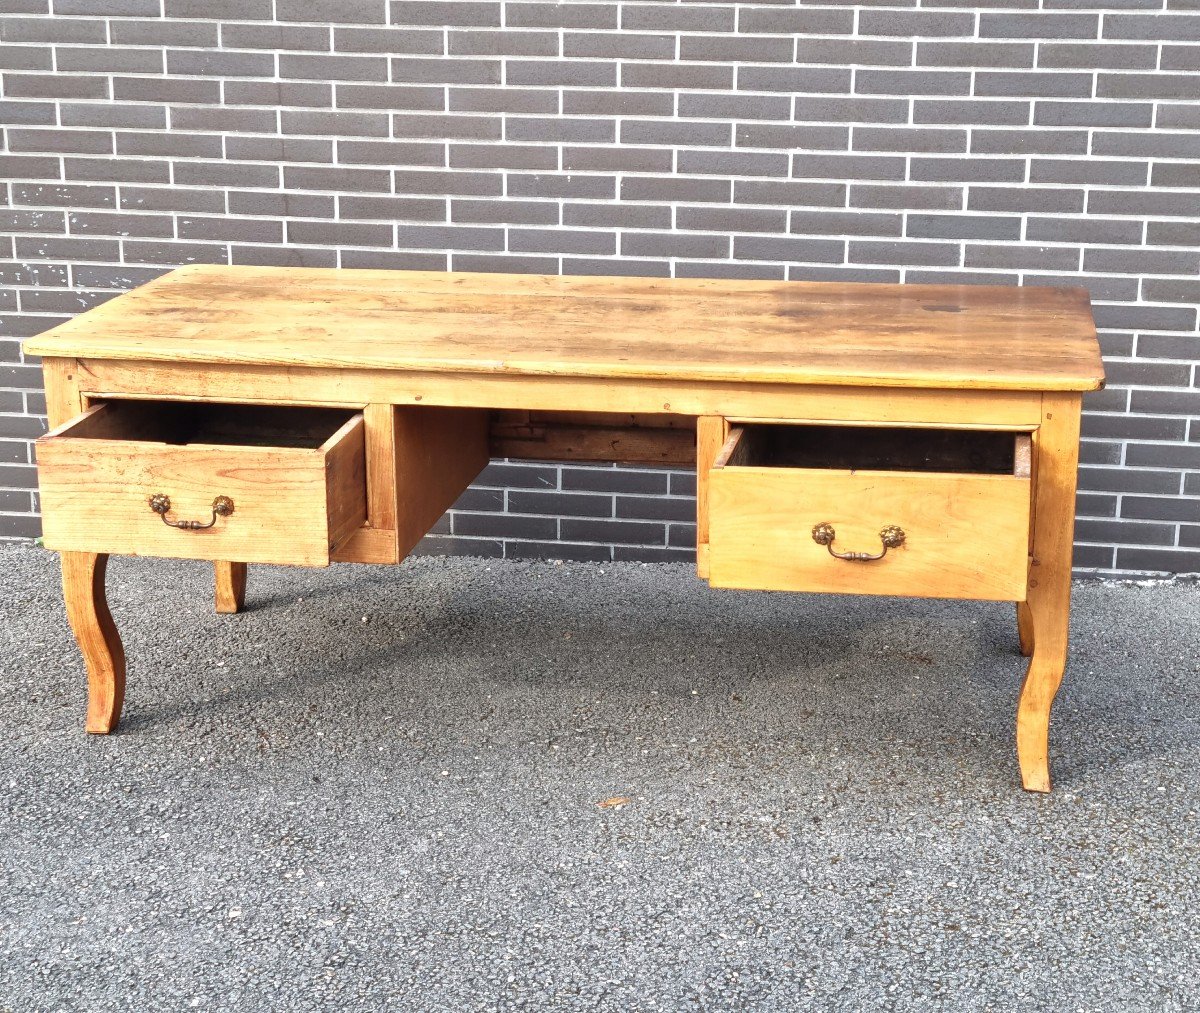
[61,551,126,734]
[1016,395,1082,793]
[1016,580,1071,792]
[215,561,247,614]
[1016,601,1035,657]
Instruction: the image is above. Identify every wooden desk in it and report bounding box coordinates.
[24,265,1103,792]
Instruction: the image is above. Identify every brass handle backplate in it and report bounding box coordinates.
[148,493,234,530]
[812,522,905,561]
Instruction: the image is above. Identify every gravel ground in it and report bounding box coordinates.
[1,543,1198,1012]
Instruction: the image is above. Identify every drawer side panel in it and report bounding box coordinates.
[325,415,369,555]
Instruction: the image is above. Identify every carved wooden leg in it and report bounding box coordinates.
[61,551,126,734]
[1016,601,1035,657]
[1016,394,1081,793]
[215,561,247,614]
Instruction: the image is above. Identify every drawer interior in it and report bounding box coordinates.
[64,399,359,450]
[720,423,1029,477]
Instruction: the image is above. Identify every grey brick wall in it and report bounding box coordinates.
[1,0,1198,576]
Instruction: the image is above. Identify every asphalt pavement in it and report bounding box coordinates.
[2,544,1198,1011]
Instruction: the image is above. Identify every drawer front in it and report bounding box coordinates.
[709,465,1030,601]
[37,406,366,566]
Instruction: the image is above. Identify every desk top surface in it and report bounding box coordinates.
[25,264,1104,392]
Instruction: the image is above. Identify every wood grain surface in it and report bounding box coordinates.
[24,265,1104,392]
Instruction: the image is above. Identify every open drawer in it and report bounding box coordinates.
[36,400,366,567]
[708,424,1032,601]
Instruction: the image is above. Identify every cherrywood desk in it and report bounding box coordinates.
[24,266,1103,792]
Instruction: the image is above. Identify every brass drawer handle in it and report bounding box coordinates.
[812,522,905,561]
[148,493,235,530]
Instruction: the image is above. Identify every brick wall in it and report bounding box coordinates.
[1,1,1198,575]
